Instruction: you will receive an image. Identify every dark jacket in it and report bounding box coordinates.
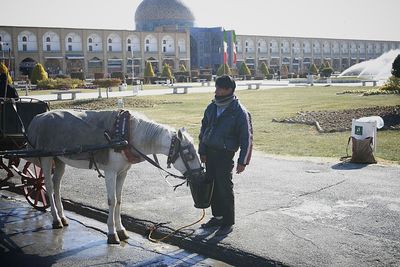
[199,98,253,165]
[0,73,19,99]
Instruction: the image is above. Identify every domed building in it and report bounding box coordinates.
[135,0,195,31]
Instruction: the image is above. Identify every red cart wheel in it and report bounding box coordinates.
[21,162,49,211]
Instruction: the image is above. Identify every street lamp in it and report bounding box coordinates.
[131,48,134,84]
[0,42,7,63]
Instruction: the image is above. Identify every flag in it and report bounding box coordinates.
[232,30,237,64]
[223,30,228,64]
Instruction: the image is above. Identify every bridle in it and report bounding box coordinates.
[128,132,205,188]
[166,134,205,182]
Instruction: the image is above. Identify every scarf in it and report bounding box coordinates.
[213,94,236,109]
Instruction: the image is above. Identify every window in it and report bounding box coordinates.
[127,46,131,52]
[46,37,51,42]
[127,39,131,44]
[245,48,248,53]
[88,45,93,52]
[146,39,149,44]
[109,45,112,51]
[163,46,166,52]
[0,36,2,41]
[46,44,51,51]
[68,37,72,43]
[163,40,166,44]
[0,44,3,51]
[22,36,27,42]
[68,45,72,51]
[23,44,27,51]
[88,38,92,43]
[146,46,149,52]
[108,38,112,44]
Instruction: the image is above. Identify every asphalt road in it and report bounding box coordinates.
[37,151,400,266]
[0,191,231,267]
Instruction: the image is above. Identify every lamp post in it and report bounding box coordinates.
[0,42,6,63]
[131,48,134,84]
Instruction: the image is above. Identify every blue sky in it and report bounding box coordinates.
[1,0,399,41]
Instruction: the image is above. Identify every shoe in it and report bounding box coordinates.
[215,224,233,236]
[201,217,223,229]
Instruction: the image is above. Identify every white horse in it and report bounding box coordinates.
[27,110,203,244]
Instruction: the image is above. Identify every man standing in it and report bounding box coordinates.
[198,75,253,236]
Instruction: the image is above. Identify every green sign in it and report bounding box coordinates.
[355,125,363,135]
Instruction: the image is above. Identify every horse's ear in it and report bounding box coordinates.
[177,128,183,141]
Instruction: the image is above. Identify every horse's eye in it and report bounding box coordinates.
[183,149,194,161]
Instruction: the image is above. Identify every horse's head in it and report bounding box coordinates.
[167,128,205,181]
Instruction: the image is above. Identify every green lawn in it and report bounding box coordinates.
[52,86,400,163]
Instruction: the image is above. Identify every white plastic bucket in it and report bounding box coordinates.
[351,116,383,151]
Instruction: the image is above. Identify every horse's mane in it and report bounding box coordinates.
[129,111,194,143]
[129,111,175,141]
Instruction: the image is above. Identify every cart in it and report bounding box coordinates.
[0,97,51,210]
[1,98,129,211]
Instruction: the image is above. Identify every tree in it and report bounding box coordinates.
[216,63,231,76]
[324,61,332,68]
[161,64,173,80]
[321,66,334,78]
[281,65,289,77]
[0,63,13,85]
[30,63,48,84]
[179,64,187,72]
[144,61,155,77]
[239,62,251,76]
[92,78,121,88]
[309,63,319,75]
[392,54,400,78]
[259,62,269,76]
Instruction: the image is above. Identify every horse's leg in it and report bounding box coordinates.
[52,158,68,226]
[104,169,120,244]
[41,157,62,229]
[115,170,129,241]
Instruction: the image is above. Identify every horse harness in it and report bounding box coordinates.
[97,110,204,187]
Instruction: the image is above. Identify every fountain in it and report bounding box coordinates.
[339,49,400,81]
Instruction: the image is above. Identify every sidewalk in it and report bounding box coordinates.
[56,152,400,266]
[0,192,229,267]
[23,80,291,102]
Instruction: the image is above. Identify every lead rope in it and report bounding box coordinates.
[148,208,205,243]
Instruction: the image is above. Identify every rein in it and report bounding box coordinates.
[128,144,187,191]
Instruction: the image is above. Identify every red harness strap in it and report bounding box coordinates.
[112,110,142,164]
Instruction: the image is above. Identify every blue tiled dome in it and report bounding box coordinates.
[135,0,195,31]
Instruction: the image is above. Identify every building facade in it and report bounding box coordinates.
[0,26,190,79]
[1,0,400,79]
[235,35,400,74]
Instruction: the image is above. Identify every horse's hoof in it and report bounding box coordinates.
[61,217,69,226]
[52,221,63,229]
[117,230,129,241]
[107,234,120,245]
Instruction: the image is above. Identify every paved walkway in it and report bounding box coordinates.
[0,191,229,267]
[49,152,400,266]
[22,80,303,101]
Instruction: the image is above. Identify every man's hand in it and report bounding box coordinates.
[236,164,246,174]
[200,155,207,163]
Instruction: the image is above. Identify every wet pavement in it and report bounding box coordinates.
[53,152,400,267]
[0,191,230,267]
